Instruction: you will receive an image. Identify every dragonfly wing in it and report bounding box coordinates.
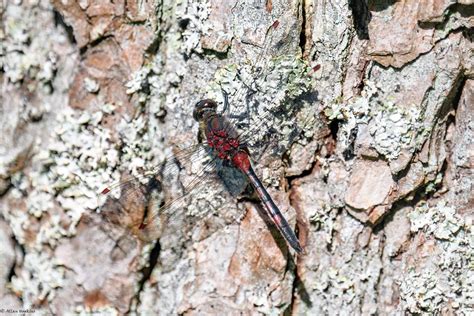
[139,155,219,221]
[224,20,282,125]
[100,174,163,241]
[141,157,250,244]
[99,145,218,242]
[98,143,206,201]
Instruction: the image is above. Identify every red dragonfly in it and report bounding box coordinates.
[100,20,307,253]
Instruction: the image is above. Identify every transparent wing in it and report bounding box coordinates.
[139,154,219,230]
[237,94,317,153]
[217,19,315,160]
[99,143,206,203]
[224,20,282,125]
[99,144,220,241]
[101,154,251,243]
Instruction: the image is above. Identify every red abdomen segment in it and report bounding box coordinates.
[232,151,303,253]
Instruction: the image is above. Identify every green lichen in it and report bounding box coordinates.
[324,80,423,161]
[309,204,338,244]
[369,101,422,160]
[424,172,444,194]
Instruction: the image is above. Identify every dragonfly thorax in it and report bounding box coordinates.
[206,127,241,160]
[194,99,242,161]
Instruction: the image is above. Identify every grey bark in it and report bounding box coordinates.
[0,0,473,315]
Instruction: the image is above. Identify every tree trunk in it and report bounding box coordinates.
[0,0,472,314]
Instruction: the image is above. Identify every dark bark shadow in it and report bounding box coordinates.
[253,202,290,254]
[349,0,372,39]
[294,273,313,308]
[367,0,397,12]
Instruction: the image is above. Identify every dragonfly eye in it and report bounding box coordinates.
[193,99,217,121]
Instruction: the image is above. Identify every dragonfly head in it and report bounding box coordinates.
[193,99,217,121]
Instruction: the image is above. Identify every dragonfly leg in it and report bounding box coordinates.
[220,84,230,113]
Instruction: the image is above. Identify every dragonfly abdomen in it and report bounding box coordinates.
[232,151,303,253]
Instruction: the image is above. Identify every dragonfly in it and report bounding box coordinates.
[99,19,311,254]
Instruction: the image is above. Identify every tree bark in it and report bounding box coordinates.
[0,0,472,314]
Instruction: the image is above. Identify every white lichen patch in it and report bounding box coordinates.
[324,80,423,160]
[125,65,152,95]
[400,201,474,313]
[83,77,100,93]
[313,267,356,303]
[324,80,376,154]
[408,201,464,241]
[5,107,120,248]
[107,105,186,193]
[74,305,119,315]
[10,251,66,307]
[123,0,213,114]
[176,0,212,56]
[0,2,59,86]
[186,181,228,219]
[424,172,444,195]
